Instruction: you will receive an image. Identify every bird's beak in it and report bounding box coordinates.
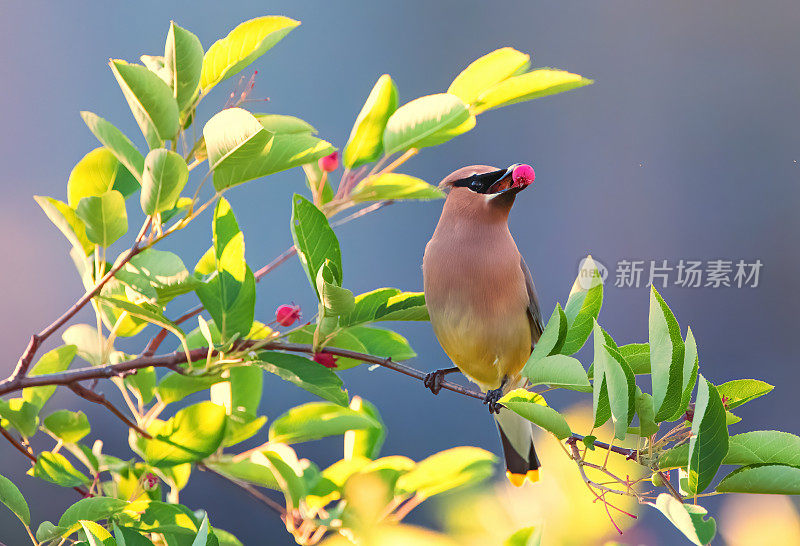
[488,164,532,195]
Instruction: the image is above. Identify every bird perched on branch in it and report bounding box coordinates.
[422,163,542,486]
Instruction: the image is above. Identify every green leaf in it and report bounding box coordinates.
[135,500,200,535]
[36,521,67,543]
[0,398,39,437]
[44,410,90,443]
[287,326,367,371]
[591,321,634,438]
[344,396,385,460]
[617,343,651,375]
[34,196,94,255]
[80,111,146,182]
[95,296,189,358]
[165,22,203,111]
[561,256,603,355]
[141,149,189,215]
[140,54,170,85]
[505,526,541,546]
[125,367,157,406]
[344,74,398,168]
[522,354,589,389]
[75,190,128,247]
[349,173,445,202]
[717,378,774,410]
[200,16,300,91]
[316,261,355,315]
[136,401,227,466]
[395,446,495,499]
[156,373,225,405]
[648,493,716,546]
[340,288,428,326]
[670,327,699,421]
[114,524,157,546]
[687,376,728,494]
[268,401,380,444]
[649,286,686,421]
[204,456,280,490]
[523,304,568,371]
[724,430,800,466]
[61,324,106,366]
[716,463,800,494]
[255,351,348,406]
[68,147,139,208]
[0,473,30,525]
[222,411,266,448]
[291,194,341,298]
[195,198,255,340]
[383,93,470,154]
[255,113,317,134]
[203,108,334,190]
[109,59,179,148]
[80,520,116,546]
[23,345,77,409]
[252,446,307,510]
[414,113,476,148]
[447,47,530,106]
[191,514,210,546]
[471,69,593,114]
[497,389,571,440]
[346,326,416,361]
[116,249,199,304]
[634,387,659,437]
[28,451,90,487]
[58,497,128,531]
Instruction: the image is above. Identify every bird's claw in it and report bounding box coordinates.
[423,370,447,395]
[483,388,504,414]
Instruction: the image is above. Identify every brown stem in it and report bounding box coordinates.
[0,425,36,462]
[10,218,152,382]
[568,433,637,459]
[67,383,152,439]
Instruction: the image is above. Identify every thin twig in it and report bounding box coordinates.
[68,383,152,439]
[199,463,286,517]
[0,425,36,462]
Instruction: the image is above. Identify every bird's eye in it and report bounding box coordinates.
[468,177,482,191]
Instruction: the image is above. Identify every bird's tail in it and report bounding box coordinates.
[494,402,541,486]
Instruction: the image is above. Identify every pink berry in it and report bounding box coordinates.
[143,472,159,491]
[275,304,301,327]
[318,152,339,172]
[312,352,338,368]
[512,164,535,188]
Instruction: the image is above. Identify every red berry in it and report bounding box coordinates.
[275,304,301,327]
[318,152,339,172]
[312,352,338,368]
[512,164,535,188]
[143,472,159,491]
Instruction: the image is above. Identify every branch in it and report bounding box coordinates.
[10,218,152,382]
[68,383,152,439]
[199,462,288,520]
[568,433,638,459]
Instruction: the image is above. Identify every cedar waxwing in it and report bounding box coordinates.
[422,163,543,486]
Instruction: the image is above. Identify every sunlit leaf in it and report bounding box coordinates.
[717,379,774,410]
[472,68,593,114]
[67,147,139,208]
[0,473,30,525]
[268,402,380,444]
[448,47,530,106]
[200,16,300,91]
[670,326,699,421]
[58,497,128,533]
[649,286,685,421]
[115,248,199,304]
[291,194,341,298]
[80,112,146,182]
[340,288,428,326]
[34,196,94,255]
[75,190,128,247]
[140,149,189,215]
[0,398,39,437]
[22,345,77,410]
[344,396,385,460]
[648,493,716,546]
[561,255,603,355]
[498,389,571,439]
[44,410,90,443]
[344,74,398,168]
[395,446,495,499]
[204,456,280,491]
[28,451,91,487]
[346,325,416,361]
[165,22,203,110]
[523,354,589,390]
[383,93,470,154]
[349,173,445,202]
[255,351,349,406]
[716,464,800,494]
[109,59,179,148]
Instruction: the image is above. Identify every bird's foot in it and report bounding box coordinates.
[484,387,504,414]
[423,369,450,395]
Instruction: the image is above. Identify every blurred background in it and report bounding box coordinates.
[1,1,799,544]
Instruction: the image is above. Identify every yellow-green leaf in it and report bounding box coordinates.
[448,47,530,106]
[349,173,444,202]
[472,69,593,114]
[344,74,398,168]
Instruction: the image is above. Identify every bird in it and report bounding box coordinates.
[422,163,543,486]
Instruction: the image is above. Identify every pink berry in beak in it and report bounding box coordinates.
[312,352,338,368]
[318,152,339,172]
[143,472,159,491]
[275,304,301,327]
[512,164,535,188]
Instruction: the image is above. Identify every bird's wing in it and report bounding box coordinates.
[520,256,544,344]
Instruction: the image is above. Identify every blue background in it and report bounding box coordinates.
[1,1,799,544]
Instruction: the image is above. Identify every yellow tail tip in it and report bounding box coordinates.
[506,469,540,486]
